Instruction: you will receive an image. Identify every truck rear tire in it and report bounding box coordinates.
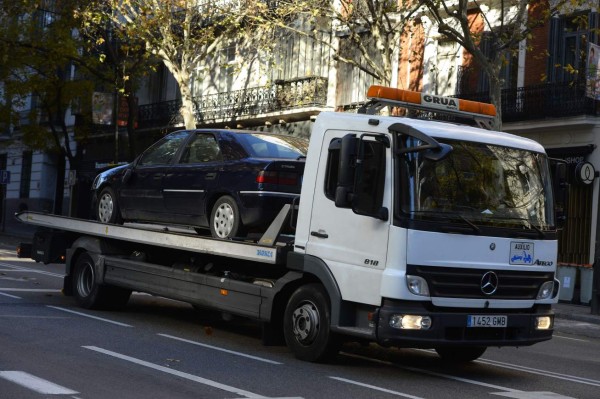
[435,346,487,362]
[73,252,131,310]
[283,283,340,362]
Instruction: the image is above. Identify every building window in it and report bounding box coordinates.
[20,151,32,199]
[478,31,519,92]
[548,12,600,83]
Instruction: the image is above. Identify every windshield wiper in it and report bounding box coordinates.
[482,215,546,238]
[410,210,481,234]
[458,214,481,234]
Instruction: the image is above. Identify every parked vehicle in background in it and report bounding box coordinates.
[91,129,307,239]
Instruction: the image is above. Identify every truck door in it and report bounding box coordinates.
[306,130,391,306]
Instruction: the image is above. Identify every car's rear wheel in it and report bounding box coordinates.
[97,186,122,224]
[210,195,243,239]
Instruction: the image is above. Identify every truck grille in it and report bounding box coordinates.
[407,265,554,299]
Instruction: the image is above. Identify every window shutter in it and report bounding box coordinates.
[547,16,565,82]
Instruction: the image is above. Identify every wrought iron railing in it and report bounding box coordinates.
[457,81,600,122]
[137,76,328,128]
[138,98,183,129]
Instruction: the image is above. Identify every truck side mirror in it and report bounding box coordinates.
[334,134,358,208]
[352,136,388,220]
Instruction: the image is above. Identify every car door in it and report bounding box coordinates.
[119,131,190,221]
[162,132,223,226]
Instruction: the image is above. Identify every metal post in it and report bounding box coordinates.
[592,260,599,314]
[592,175,600,315]
[114,90,119,164]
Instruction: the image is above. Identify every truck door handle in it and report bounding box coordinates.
[205,172,217,180]
[310,231,328,239]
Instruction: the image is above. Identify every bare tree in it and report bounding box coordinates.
[422,0,575,129]
[96,0,272,130]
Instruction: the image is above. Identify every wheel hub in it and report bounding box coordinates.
[213,203,234,238]
[292,301,320,344]
[77,262,95,298]
[98,193,114,223]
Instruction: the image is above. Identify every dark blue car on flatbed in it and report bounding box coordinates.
[91,129,307,239]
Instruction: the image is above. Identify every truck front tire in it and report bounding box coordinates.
[283,283,340,362]
[73,252,130,310]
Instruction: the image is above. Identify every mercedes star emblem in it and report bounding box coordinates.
[481,271,499,295]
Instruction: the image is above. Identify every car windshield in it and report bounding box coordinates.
[236,133,308,159]
[401,138,555,230]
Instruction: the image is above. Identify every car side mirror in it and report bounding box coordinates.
[122,168,133,184]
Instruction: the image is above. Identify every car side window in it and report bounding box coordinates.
[180,133,222,164]
[139,132,189,166]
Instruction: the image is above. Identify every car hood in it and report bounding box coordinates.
[92,163,131,190]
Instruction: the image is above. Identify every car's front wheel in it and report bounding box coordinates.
[210,195,243,239]
[97,186,123,224]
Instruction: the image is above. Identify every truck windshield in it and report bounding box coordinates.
[401,138,555,230]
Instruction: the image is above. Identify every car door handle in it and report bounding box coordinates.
[310,231,328,239]
[205,172,217,180]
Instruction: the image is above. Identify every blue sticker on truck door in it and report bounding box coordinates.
[509,241,534,265]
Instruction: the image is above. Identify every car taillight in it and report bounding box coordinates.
[256,171,298,185]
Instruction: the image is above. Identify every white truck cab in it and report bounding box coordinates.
[292,88,557,361]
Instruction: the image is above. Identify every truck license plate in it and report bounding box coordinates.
[467,315,507,328]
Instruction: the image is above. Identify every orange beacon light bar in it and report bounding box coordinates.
[364,85,497,128]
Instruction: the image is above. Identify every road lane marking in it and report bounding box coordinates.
[47,306,133,327]
[83,346,269,398]
[491,392,576,398]
[330,376,425,398]
[158,333,282,365]
[0,371,78,395]
[476,358,600,387]
[0,289,61,292]
[0,292,21,299]
[553,334,589,342]
[0,262,63,278]
[342,352,522,393]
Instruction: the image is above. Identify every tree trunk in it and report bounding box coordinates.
[126,92,137,160]
[53,154,65,215]
[487,64,503,131]
[179,79,197,130]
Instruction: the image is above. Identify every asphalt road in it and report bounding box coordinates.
[1,242,599,399]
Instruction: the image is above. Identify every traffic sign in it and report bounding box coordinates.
[0,170,9,185]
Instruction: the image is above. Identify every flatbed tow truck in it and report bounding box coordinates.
[17,86,561,363]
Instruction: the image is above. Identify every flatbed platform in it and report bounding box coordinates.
[15,211,287,264]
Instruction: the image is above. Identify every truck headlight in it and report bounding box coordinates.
[390,314,432,330]
[536,281,554,300]
[406,275,430,296]
[536,316,552,330]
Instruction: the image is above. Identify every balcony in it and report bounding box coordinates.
[458,82,600,123]
[137,76,328,129]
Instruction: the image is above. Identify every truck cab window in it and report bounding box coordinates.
[324,139,341,201]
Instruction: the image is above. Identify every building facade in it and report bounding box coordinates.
[2,1,596,305]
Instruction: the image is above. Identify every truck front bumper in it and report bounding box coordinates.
[376,299,554,348]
